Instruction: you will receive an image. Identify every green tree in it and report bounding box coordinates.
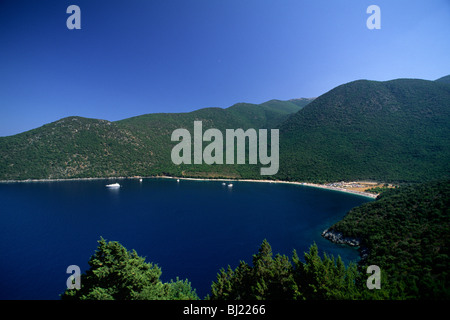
[292,243,360,299]
[209,240,296,300]
[61,237,198,300]
[209,240,362,300]
[250,239,296,299]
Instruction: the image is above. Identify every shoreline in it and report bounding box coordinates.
[166,176,378,199]
[0,175,378,199]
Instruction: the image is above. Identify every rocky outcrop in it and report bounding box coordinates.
[321,229,361,246]
[322,228,369,261]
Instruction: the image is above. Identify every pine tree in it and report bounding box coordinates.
[210,240,296,300]
[61,237,198,300]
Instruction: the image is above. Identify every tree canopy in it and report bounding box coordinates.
[61,237,198,300]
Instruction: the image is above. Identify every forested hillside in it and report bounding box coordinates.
[0,99,310,180]
[1,76,449,184]
[326,179,450,299]
[277,78,450,183]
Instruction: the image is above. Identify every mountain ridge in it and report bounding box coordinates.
[0,98,311,180]
[1,76,449,183]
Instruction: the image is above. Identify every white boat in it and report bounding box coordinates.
[228,183,233,187]
[106,183,120,188]
[139,178,143,182]
[222,182,226,185]
[177,179,180,182]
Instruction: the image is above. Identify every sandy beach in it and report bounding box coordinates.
[157,176,379,199]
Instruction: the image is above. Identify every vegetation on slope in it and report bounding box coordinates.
[435,75,450,84]
[327,179,450,299]
[277,78,450,183]
[0,117,152,180]
[1,76,449,184]
[0,99,310,180]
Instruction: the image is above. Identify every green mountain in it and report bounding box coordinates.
[1,75,449,183]
[277,78,450,183]
[0,99,311,180]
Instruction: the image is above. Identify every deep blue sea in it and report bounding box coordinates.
[0,178,372,299]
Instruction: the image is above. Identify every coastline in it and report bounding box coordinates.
[160,176,378,199]
[0,175,378,199]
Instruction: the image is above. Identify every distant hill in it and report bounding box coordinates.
[435,74,450,84]
[0,99,311,180]
[277,78,450,183]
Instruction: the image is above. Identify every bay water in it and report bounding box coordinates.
[0,178,371,299]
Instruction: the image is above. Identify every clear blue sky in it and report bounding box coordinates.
[1,0,449,136]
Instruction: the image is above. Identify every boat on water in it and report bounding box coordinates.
[106,183,121,188]
[228,184,233,187]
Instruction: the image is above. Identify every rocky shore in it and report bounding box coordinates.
[321,228,369,261]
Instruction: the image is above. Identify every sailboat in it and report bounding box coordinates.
[106,183,120,188]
